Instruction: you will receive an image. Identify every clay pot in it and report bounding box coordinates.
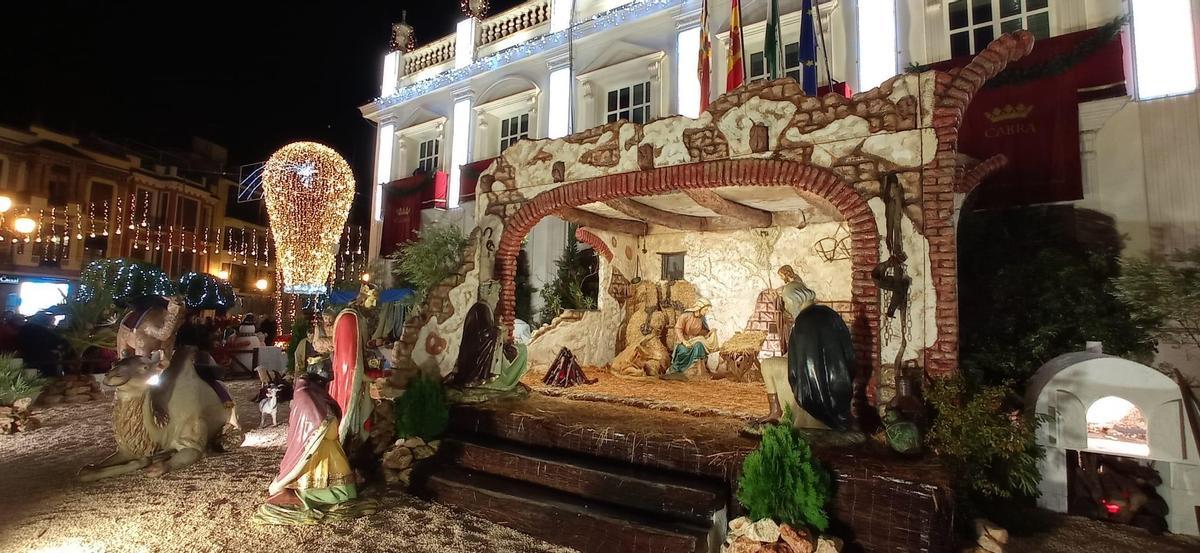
[425,333,447,356]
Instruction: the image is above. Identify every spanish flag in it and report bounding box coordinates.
[726,0,744,91]
[699,0,712,112]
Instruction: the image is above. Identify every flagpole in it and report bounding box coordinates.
[699,0,712,112]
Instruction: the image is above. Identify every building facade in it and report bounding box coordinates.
[0,124,279,314]
[361,0,1200,323]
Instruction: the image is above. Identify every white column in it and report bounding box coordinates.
[548,54,573,139]
[551,0,574,33]
[455,17,477,70]
[448,91,474,210]
[676,26,701,118]
[369,122,395,260]
[856,0,897,91]
[373,123,395,223]
[381,51,400,97]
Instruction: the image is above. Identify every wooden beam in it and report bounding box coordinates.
[558,207,648,236]
[683,190,773,227]
[790,187,846,222]
[605,199,711,231]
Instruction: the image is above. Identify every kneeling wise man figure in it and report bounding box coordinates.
[759,265,856,432]
[265,365,357,509]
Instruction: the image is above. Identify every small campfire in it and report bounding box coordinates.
[1068,451,1169,534]
[542,348,596,388]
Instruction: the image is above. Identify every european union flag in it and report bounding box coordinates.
[799,0,818,95]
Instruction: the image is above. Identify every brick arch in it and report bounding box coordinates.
[494,158,882,371]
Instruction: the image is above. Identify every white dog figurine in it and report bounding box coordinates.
[258,386,280,428]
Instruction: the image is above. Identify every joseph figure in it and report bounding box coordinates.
[661,299,718,381]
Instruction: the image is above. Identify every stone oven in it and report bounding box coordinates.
[1027,349,1200,535]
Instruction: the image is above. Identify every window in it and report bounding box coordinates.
[176,197,199,231]
[156,191,169,226]
[660,252,686,281]
[48,165,71,207]
[606,82,652,124]
[499,114,530,152]
[420,137,444,172]
[948,0,1050,58]
[749,45,803,83]
[134,189,153,227]
[416,139,440,173]
[88,182,113,220]
[1131,0,1198,99]
[171,252,196,277]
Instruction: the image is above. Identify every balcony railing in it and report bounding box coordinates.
[405,35,456,76]
[477,0,550,48]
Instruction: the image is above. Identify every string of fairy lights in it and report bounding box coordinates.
[6,191,366,294]
[261,142,356,296]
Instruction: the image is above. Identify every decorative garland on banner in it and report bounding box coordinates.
[908,16,1127,89]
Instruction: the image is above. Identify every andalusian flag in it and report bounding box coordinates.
[764,0,783,79]
[799,0,819,95]
[726,0,744,90]
[699,0,712,112]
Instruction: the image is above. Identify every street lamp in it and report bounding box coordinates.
[13,216,36,235]
[0,196,13,214]
[254,278,269,291]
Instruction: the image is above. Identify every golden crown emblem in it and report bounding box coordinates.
[984,103,1034,123]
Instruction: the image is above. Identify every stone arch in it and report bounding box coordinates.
[493,158,882,371]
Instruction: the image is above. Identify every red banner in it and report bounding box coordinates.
[380,175,428,256]
[931,26,1127,208]
[961,79,1082,207]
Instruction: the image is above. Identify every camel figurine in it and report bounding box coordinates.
[115,296,187,365]
[78,346,243,482]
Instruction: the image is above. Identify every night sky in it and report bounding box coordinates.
[0,0,524,224]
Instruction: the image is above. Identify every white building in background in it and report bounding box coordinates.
[361,0,1200,319]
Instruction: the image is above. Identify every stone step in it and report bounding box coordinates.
[441,434,727,526]
[414,466,713,553]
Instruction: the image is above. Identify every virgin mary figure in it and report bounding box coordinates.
[329,308,373,446]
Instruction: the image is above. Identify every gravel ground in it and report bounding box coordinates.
[0,380,574,553]
[4,380,1198,553]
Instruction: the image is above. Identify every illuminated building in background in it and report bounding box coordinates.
[0,124,284,312]
[360,0,1198,323]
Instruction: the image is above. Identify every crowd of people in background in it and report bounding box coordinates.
[0,306,283,378]
[0,311,68,377]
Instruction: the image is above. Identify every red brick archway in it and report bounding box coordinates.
[493,158,882,371]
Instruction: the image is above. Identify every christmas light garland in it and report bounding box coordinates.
[261,142,355,296]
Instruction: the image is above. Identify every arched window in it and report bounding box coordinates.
[1086,396,1149,456]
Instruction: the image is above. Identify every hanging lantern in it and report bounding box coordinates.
[261,142,355,295]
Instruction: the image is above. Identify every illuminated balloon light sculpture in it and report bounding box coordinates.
[261,142,356,295]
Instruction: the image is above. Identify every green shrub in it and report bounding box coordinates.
[736,413,832,531]
[925,375,1044,501]
[391,224,468,307]
[394,373,449,441]
[0,354,44,406]
[538,225,597,324]
[958,207,1155,390]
